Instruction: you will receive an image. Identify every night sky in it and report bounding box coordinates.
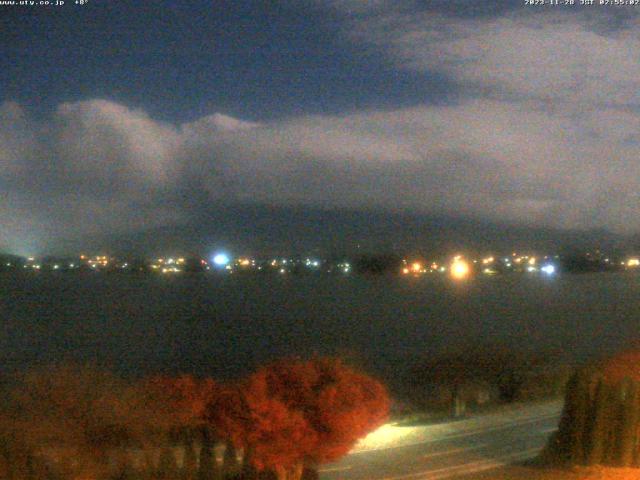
[2,0,640,255]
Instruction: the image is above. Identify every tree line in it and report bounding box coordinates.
[0,357,390,480]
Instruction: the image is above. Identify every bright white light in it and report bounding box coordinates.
[353,424,418,453]
[213,253,230,266]
[541,264,556,275]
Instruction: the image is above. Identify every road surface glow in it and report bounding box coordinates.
[319,466,353,473]
[321,400,562,479]
[354,424,421,452]
[421,444,489,460]
[351,408,561,454]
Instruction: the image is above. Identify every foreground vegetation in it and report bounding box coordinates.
[396,345,572,420]
[544,350,640,469]
[0,346,626,480]
[0,358,389,480]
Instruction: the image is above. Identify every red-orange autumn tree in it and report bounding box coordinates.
[145,374,217,431]
[143,375,219,478]
[600,350,640,385]
[551,349,640,467]
[207,357,390,480]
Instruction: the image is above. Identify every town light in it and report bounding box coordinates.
[213,253,230,266]
[541,264,556,275]
[450,257,470,280]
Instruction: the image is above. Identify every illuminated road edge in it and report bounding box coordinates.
[320,400,563,480]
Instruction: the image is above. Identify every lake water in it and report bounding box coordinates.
[1,271,639,383]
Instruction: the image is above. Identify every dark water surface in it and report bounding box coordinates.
[1,271,639,381]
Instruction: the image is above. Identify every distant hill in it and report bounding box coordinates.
[45,204,634,258]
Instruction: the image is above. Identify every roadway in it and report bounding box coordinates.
[319,400,563,480]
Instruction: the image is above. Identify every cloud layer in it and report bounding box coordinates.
[345,5,640,106]
[3,5,640,253]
